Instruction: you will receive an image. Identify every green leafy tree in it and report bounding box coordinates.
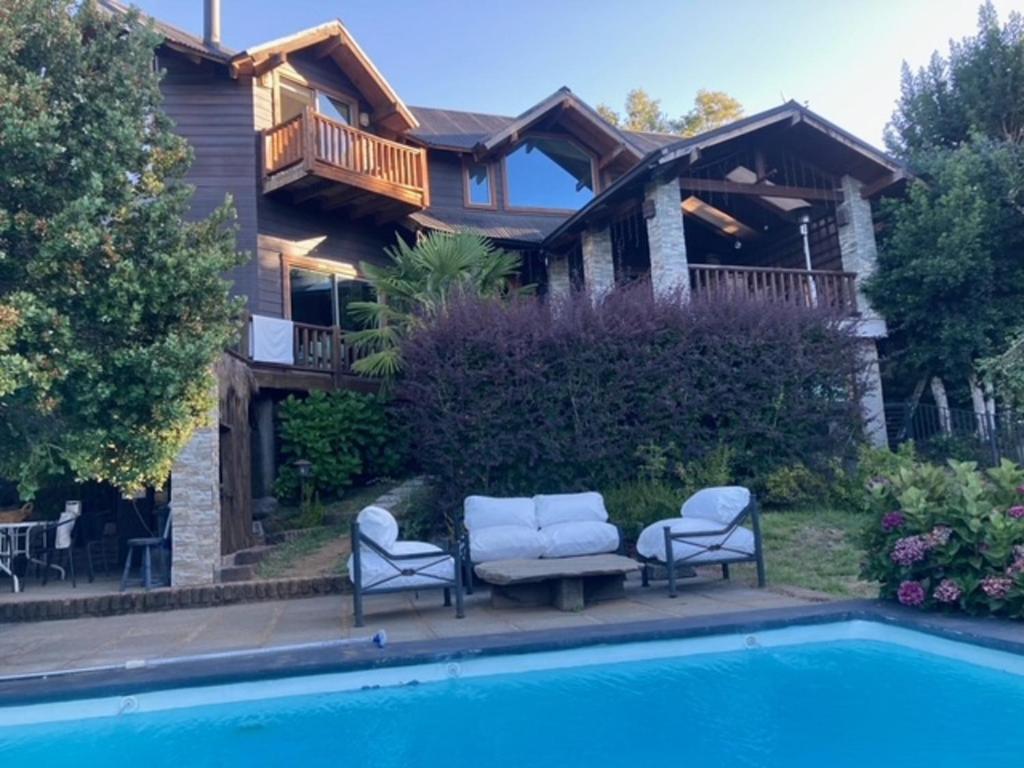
[0,1,246,496]
[347,233,524,379]
[673,89,745,136]
[870,2,1024,412]
[887,2,1024,158]
[597,87,744,136]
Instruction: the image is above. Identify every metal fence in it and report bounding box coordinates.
[885,402,1024,467]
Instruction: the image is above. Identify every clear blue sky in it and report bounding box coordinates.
[130,0,1024,147]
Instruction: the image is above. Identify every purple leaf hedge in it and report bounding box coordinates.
[398,287,869,515]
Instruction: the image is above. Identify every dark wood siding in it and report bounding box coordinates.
[160,53,260,307]
[255,197,399,317]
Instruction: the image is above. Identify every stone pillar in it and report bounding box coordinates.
[171,401,221,586]
[858,339,889,448]
[581,226,614,298]
[837,175,884,326]
[546,256,571,302]
[644,177,688,297]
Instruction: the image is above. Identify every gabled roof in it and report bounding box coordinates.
[470,87,643,164]
[544,101,910,248]
[96,0,233,63]
[409,107,515,152]
[228,21,418,134]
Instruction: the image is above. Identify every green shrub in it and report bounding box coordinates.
[826,443,919,513]
[762,464,827,507]
[673,445,736,499]
[400,483,448,542]
[275,391,408,501]
[862,458,1024,618]
[603,479,681,542]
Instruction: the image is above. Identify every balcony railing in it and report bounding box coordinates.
[688,264,859,315]
[262,108,429,210]
[241,314,368,379]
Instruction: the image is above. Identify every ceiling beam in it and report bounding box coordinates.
[598,144,626,171]
[314,35,346,59]
[677,177,843,201]
[860,170,907,198]
[252,52,287,79]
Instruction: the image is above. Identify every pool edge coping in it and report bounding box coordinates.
[1,599,1022,706]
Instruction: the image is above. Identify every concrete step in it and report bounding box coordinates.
[218,564,256,582]
[232,545,276,566]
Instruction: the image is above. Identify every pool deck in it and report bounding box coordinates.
[0,574,815,677]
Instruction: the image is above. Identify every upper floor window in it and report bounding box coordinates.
[504,136,595,211]
[464,161,494,207]
[278,77,355,125]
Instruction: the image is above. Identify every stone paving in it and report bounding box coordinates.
[0,573,818,677]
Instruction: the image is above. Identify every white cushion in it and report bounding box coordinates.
[636,516,755,563]
[469,525,545,563]
[681,487,751,526]
[464,495,537,531]
[348,541,454,590]
[540,521,619,558]
[356,505,398,550]
[534,492,608,527]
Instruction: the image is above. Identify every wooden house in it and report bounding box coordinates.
[97,1,905,585]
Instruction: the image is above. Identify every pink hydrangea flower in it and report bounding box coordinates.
[897,580,926,607]
[1009,506,1024,520]
[982,576,1013,600]
[890,535,928,566]
[1007,547,1024,577]
[881,511,906,532]
[933,579,963,604]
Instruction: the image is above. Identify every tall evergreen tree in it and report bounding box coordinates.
[0,1,246,495]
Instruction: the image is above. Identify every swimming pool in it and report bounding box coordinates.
[1,620,1022,766]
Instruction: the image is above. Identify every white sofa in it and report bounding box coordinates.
[636,486,765,593]
[463,492,621,565]
[348,505,463,626]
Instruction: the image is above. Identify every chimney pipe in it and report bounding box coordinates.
[204,0,221,49]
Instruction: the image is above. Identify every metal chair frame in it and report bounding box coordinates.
[350,521,465,628]
[640,496,766,595]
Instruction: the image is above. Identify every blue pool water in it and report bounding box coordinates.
[2,625,1023,767]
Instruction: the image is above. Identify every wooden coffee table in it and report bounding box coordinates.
[474,554,640,611]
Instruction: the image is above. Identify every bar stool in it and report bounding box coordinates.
[121,506,172,590]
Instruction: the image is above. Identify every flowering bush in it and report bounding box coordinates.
[862,459,1024,618]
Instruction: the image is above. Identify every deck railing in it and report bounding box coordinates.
[263,108,428,196]
[688,264,859,315]
[240,314,367,376]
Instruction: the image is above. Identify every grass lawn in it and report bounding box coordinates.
[257,484,388,579]
[749,507,877,598]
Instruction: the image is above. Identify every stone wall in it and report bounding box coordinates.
[546,256,572,301]
[644,177,689,295]
[171,400,222,587]
[837,175,884,328]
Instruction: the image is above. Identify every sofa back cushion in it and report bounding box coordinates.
[464,495,536,531]
[534,492,608,528]
[681,486,751,526]
[540,521,619,559]
[356,505,399,551]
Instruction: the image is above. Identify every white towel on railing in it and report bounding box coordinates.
[250,315,294,364]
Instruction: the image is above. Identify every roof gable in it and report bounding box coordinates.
[229,21,417,134]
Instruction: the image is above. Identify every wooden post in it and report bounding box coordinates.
[331,326,344,387]
[303,106,316,171]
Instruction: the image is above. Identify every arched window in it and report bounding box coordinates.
[504,136,595,211]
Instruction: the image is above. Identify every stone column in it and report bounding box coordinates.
[546,256,571,302]
[581,226,614,298]
[171,400,221,586]
[644,177,688,297]
[858,339,889,448]
[837,175,884,327]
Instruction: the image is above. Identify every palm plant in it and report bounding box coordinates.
[347,232,526,379]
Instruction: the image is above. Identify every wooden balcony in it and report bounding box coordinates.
[238,315,377,394]
[262,107,429,219]
[688,264,859,315]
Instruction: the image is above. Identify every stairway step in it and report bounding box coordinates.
[218,564,256,582]
[232,545,276,566]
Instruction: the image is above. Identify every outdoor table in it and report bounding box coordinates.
[0,521,63,592]
[475,554,641,611]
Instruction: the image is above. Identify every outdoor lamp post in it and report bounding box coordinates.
[294,459,313,508]
[797,211,818,306]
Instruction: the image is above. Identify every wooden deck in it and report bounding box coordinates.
[262,107,429,220]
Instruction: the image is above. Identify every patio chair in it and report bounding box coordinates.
[120,505,172,591]
[349,505,464,628]
[636,486,766,596]
[40,501,82,588]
